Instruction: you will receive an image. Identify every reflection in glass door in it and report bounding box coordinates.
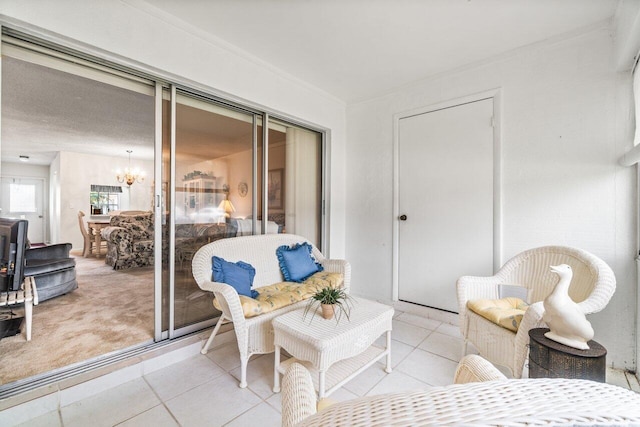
[160,94,325,338]
[267,119,323,247]
[164,90,256,334]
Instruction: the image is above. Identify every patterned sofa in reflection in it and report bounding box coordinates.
[102,212,284,270]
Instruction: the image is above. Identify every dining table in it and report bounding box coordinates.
[87,221,110,257]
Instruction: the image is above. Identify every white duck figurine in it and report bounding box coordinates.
[543,264,594,350]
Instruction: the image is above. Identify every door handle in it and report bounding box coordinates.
[399,214,407,221]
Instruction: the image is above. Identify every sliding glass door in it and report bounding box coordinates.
[163,90,259,335]
[0,26,327,389]
[161,90,325,338]
[0,36,157,385]
[267,118,323,247]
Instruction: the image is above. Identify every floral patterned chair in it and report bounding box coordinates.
[101,212,154,269]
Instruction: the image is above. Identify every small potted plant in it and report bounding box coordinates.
[304,286,354,323]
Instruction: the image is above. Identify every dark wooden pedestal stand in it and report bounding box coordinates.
[528,327,606,382]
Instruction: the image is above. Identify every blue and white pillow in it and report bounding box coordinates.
[212,256,259,298]
[276,242,324,282]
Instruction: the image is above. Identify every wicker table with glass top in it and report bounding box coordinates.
[273,296,394,399]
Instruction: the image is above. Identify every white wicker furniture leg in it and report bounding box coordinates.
[273,297,393,399]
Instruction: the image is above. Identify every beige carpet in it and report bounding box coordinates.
[0,253,154,385]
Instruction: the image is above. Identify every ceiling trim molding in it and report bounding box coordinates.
[122,0,345,107]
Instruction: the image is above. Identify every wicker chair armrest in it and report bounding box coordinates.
[512,301,546,378]
[517,301,546,335]
[456,275,502,305]
[454,354,506,384]
[320,259,351,293]
[456,275,501,336]
[198,279,247,329]
[577,262,616,315]
[282,363,318,427]
[100,226,131,243]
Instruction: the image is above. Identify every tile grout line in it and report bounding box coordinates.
[140,375,183,427]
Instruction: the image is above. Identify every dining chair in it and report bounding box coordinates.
[78,210,106,257]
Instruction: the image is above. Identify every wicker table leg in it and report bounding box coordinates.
[274,345,281,392]
[385,330,392,373]
[318,370,326,399]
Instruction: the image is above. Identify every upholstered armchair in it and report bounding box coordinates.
[456,246,616,378]
[101,212,154,270]
[24,243,77,302]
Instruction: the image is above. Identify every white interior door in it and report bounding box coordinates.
[0,177,46,244]
[398,98,494,312]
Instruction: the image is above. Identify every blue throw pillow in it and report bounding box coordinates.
[212,256,258,298]
[276,242,324,282]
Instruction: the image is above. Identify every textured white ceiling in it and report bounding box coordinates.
[2,57,155,165]
[0,0,620,165]
[141,0,618,103]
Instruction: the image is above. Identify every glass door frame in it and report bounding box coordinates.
[164,86,268,339]
[153,82,164,341]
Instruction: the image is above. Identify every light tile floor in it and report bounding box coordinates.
[10,310,640,427]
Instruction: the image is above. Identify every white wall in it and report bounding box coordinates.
[347,26,636,370]
[225,149,253,218]
[613,0,640,71]
[58,151,153,250]
[0,162,48,179]
[0,0,347,257]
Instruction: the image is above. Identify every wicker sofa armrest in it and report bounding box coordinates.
[198,279,247,330]
[320,259,351,293]
[454,354,506,384]
[282,363,318,427]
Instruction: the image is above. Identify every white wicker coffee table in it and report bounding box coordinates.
[272,296,394,398]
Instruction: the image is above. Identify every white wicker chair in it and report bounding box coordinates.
[282,355,640,427]
[191,234,351,388]
[456,246,616,378]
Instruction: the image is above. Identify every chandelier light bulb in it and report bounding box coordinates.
[116,150,145,187]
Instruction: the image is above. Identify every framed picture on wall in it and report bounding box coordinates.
[268,169,284,209]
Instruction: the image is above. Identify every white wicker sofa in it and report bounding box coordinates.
[192,234,351,388]
[282,355,640,427]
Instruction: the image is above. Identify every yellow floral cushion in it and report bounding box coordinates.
[213,271,344,318]
[467,297,529,332]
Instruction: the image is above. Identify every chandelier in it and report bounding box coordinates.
[116,150,145,187]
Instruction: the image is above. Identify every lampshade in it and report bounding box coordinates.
[218,199,236,214]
